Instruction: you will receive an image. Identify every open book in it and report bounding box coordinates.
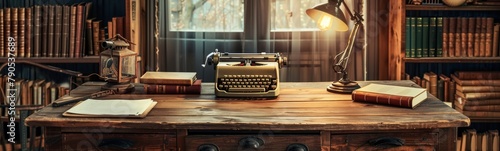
[63,98,157,118]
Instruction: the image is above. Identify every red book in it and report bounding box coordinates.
[144,80,202,94]
[352,84,428,109]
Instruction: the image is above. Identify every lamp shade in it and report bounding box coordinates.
[306,2,348,31]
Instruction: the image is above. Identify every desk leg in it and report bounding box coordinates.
[44,127,62,151]
[19,110,28,151]
[177,129,187,151]
[321,131,331,151]
[437,128,457,151]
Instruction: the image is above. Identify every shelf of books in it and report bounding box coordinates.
[0,56,100,63]
[406,5,500,11]
[404,57,500,63]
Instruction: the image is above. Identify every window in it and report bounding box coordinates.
[270,0,323,31]
[168,0,245,32]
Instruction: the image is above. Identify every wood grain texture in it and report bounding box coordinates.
[388,0,405,80]
[26,81,469,131]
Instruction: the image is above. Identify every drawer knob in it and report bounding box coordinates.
[239,136,264,149]
[198,144,219,151]
[286,143,309,151]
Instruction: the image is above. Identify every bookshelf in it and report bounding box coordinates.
[0,56,100,63]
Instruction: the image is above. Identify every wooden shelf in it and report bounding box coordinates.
[406,4,500,11]
[404,57,500,63]
[0,56,100,63]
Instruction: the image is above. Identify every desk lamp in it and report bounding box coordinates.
[306,0,363,93]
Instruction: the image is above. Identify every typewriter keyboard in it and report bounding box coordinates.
[217,75,278,92]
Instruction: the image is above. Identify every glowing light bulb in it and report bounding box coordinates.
[317,15,332,31]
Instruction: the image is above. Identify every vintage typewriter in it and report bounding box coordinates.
[202,49,287,98]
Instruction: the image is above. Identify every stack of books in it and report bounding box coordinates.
[456,129,499,151]
[452,71,500,119]
[140,71,201,94]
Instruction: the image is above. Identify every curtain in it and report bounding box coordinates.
[152,0,370,82]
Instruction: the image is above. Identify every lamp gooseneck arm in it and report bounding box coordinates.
[333,21,361,75]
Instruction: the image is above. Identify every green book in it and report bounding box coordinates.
[422,17,429,57]
[410,17,417,58]
[429,17,437,57]
[416,17,423,58]
[406,17,411,58]
[436,17,443,57]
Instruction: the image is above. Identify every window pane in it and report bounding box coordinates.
[169,0,244,32]
[271,0,323,32]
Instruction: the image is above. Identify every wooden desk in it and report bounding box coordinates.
[26,81,469,151]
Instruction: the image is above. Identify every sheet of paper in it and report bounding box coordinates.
[65,98,154,116]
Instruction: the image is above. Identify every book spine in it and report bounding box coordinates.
[467,17,475,57]
[410,17,416,58]
[439,74,450,102]
[460,17,467,57]
[455,17,462,57]
[480,17,487,57]
[18,8,25,58]
[457,91,500,100]
[448,17,456,57]
[92,21,100,55]
[494,24,500,57]
[61,6,70,58]
[33,6,40,57]
[422,17,429,57]
[41,6,48,57]
[47,5,54,57]
[429,17,437,57]
[463,105,500,112]
[352,91,415,108]
[12,8,18,57]
[69,5,76,58]
[457,85,500,93]
[75,5,83,58]
[416,17,423,58]
[455,71,500,80]
[486,17,494,57]
[86,19,93,56]
[436,17,443,57]
[25,7,31,58]
[406,17,411,58]
[474,17,481,57]
[4,8,10,58]
[54,5,62,57]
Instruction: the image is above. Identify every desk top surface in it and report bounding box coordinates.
[25,80,470,131]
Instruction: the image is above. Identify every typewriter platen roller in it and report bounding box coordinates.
[202,49,287,98]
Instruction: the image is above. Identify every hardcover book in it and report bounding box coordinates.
[352,83,428,109]
[144,79,202,94]
[140,71,197,85]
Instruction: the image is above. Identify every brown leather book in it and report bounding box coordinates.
[107,21,113,38]
[456,85,500,93]
[494,24,500,57]
[85,19,94,56]
[4,8,10,57]
[54,5,62,57]
[69,4,77,58]
[448,17,456,57]
[61,6,70,58]
[112,17,124,37]
[144,79,202,94]
[92,20,101,55]
[0,9,4,58]
[99,28,105,42]
[124,0,131,41]
[455,71,500,80]
[451,74,500,86]
[352,83,428,109]
[25,7,32,58]
[140,72,197,85]
[463,105,500,112]
[41,5,48,57]
[423,72,438,97]
[474,17,481,57]
[467,17,475,57]
[439,74,450,102]
[47,5,55,57]
[460,17,467,57]
[18,8,25,58]
[455,17,462,57]
[485,17,494,57]
[480,17,487,57]
[11,8,18,57]
[442,17,449,57]
[456,107,500,119]
[33,6,41,57]
[456,90,500,100]
[74,4,84,58]
[412,76,421,86]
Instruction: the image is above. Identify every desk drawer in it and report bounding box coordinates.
[62,133,176,151]
[186,135,320,151]
[331,132,438,151]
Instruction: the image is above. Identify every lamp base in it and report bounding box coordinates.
[326,80,360,94]
[101,82,135,94]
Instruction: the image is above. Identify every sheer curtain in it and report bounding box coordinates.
[153,0,367,82]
